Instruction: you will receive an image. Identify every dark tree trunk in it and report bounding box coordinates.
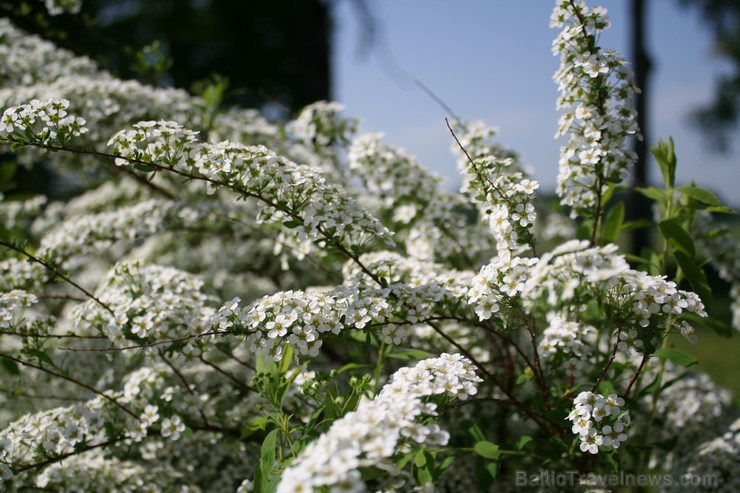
[630,0,653,255]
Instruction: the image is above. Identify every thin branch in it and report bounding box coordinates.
[58,329,235,352]
[0,330,107,339]
[0,352,137,418]
[199,355,255,393]
[0,239,114,315]
[624,351,650,397]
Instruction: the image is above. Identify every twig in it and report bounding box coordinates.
[0,352,137,418]
[0,239,114,315]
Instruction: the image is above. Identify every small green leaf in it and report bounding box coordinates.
[598,380,615,397]
[636,186,667,204]
[417,466,433,484]
[414,449,427,467]
[387,349,432,361]
[279,345,293,374]
[602,202,625,243]
[659,219,695,257]
[656,348,697,367]
[473,441,501,460]
[705,205,736,214]
[1,358,20,376]
[282,220,302,229]
[516,436,533,451]
[241,417,267,439]
[461,420,486,443]
[676,185,722,206]
[674,251,712,307]
[651,138,676,188]
[133,163,156,173]
[254,429,278,493]
[486,461,499,479]
[621,219,653,231]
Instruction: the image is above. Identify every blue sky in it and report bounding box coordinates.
[331,0,739,206]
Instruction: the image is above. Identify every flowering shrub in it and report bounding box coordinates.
[0,0,738,491]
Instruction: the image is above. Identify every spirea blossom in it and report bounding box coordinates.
[551,0,640,215]
[44,0,82,16]
[567,391,631,454]
[108,121,395,253]
[0,98,87,145]
[450,120,539,254]
[276,354,482,493]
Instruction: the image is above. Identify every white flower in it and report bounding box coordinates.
[160,415,185,441]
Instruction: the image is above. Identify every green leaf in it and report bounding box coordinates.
[255,352,278,376]
[705,205,736,214]
[387,349,432,361]
[1,358,20,376]
[254,429,278,493]
[676,185,722,206]
[605,451,620,472]
[336,362,371,373]
[516,436,533,451]
[636,186,667,204]
[655,348,697,367]
[659,219,695,257]
[279,345,293,374]
[282,220,302,229]
[416,466,433,485]
[621,219,653,231]
[473,441,501,460]
[602,202,625,243]
[241,417,267,439]
[651,138,676,189]
[414,449,427,468]
[674,251,713,307]
[395,452,415,472]
[133,163,156,173]
[598,380,615,397]
[24,349,55,368]
[461,420,487,443]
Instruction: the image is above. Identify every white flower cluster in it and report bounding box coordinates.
[0,98,87,145]
[38,199,170,263]
[343,251,472,295]
[276,353,482,493]
[0,258,45,291]
[35,450,148,493]
[348,133,443,209]
[694,211,740,331]
[523,240,706,344]
[651,370,732,441]
[0,366,176,486]
[450,121,539,254]
[73,261,214,352]
[44,0,82,16]
[469,250,538,321]
[348,133,498,263]
[0,400,108,484]
[0,289,38,328]
[212,287,390,361]
[567,391,631,454]
[551,0,640,214]
[0,195,46,230]
[287,101,357,148]
[108,121,394,252]
[662,418,740,493]
[538,311,596,375]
